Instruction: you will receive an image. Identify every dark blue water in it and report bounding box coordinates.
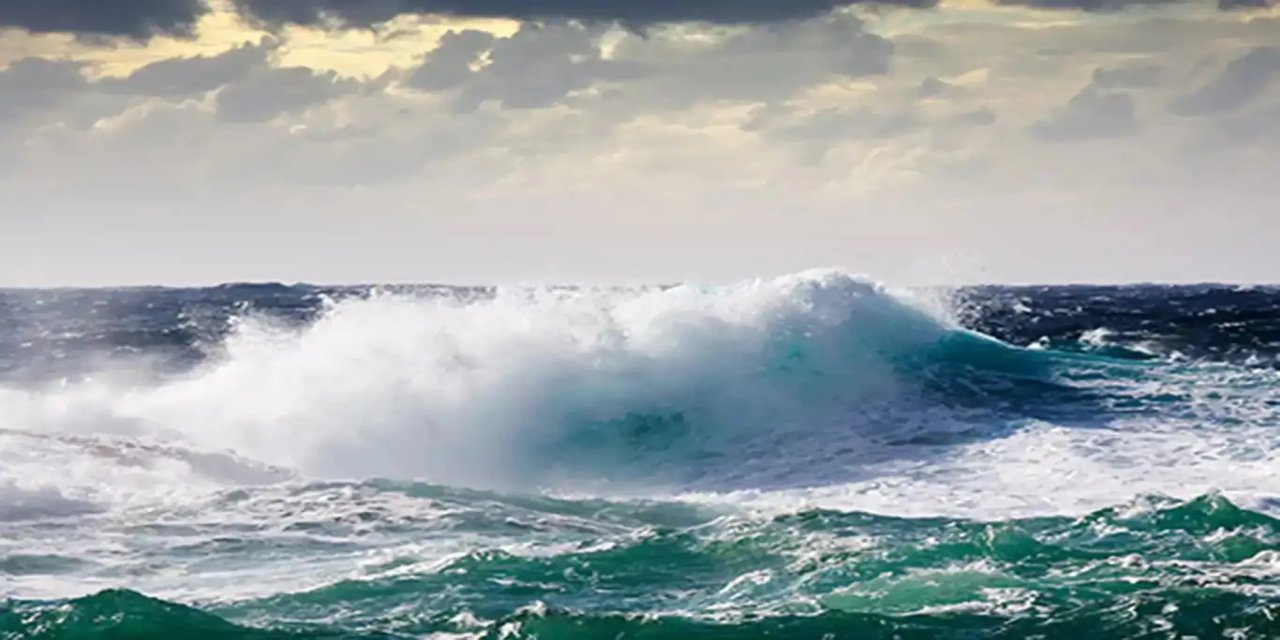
[4,282,1278,385]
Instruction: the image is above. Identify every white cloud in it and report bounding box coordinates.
[2,8,1280,284]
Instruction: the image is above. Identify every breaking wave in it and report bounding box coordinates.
[0,269,1073,492]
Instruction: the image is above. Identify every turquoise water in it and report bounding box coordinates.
[4,489,1278,638]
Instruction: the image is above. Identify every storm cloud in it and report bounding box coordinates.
[2,0,1259,43]
[1217,0,1271,10]
[0,0,207,39]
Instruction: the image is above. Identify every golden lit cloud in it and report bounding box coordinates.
[1,1,518,79]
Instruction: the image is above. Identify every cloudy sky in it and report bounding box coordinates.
[1,0,1277,286]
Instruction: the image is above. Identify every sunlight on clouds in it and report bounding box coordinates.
[1245,4,1280,19]
[794,80,882,110]
[0,30,76,67]
[275,16,519,79]
[949,67,991,86]
[67,7,252,78]
[1,0,518,80]
[871,0,1083,36]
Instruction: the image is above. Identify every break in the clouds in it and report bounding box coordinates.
[1,0,1279,286]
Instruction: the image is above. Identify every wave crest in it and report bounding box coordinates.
[1,270,1045,491]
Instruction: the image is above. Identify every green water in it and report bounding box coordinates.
[4,493,1278,639]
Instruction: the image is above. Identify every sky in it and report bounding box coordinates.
[0,0,1277,286]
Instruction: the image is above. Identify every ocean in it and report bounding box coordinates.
[1,269,1278,638]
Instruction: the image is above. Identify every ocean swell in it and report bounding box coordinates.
[0,270,1071,494]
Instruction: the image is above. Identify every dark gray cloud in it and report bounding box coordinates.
[0,0,207,39]
[0,0,1254,46]
[1031,86,1137,141]
[231,0,935,29]
[404,30,496,91]
[1218,0,1271,10]
[0,58,116,178]
[994,0,1176,10]
[0,58,88,118]
[453,24,639,111]
[0,0,1247,46]
[405,23,640,112]
[595,13,893,111]
[1171,47,1280,116]
[102,41,273,96]
[215,67,357,122]
[950,107,997,126]
[916,76,954,99]
[1091,65,1161,89]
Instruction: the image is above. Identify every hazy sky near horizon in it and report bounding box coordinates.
[0,0,1278,286]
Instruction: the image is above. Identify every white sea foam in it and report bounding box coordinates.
[0,269,959,494]
[0,268,1277,524]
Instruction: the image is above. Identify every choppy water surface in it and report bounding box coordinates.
[2,271,1278,638]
